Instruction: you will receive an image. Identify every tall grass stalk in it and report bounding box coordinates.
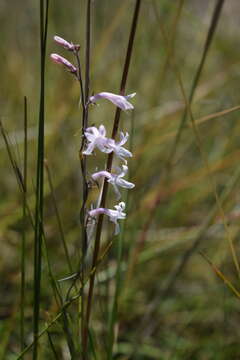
[83,0,142,355]
[20,96,28,354]
[152,0,185,96]
[32,0,49,358]
[167,0,225,167]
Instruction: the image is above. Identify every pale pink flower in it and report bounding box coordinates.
[54,36,80,52]
[89,202,126,235]
[89,92,136,111]
[50,53,77,73]
[107,132,132,162]
[92,165,135,200]
[83,125,112,155]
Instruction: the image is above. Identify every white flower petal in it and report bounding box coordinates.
[117,178,135,189]
[89,91,135,111]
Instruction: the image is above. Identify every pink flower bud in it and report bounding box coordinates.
[54,36,74,50]
[54,36,80,52]
[50,53,77,73]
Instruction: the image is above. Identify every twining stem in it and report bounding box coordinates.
[83,0,142,355]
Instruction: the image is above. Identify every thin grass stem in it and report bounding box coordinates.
[32,0,49,358]
[47,331,59,360]
[20,96,28,354]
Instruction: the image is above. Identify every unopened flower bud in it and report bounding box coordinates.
[54,36,80,52]
[50,53,77,73]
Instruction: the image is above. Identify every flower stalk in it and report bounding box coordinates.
[50,0,141,356]
[84,0,141,353]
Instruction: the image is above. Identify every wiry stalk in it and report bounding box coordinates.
[32,0,49,358]
[166,0,225,168]
[83,0,142,355]
[80,1,92,358]
[20,96,28,354]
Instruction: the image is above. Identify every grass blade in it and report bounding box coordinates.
[200,252,240,299]
[20,96,28,354]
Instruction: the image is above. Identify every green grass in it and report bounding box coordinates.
[1,0,240,359]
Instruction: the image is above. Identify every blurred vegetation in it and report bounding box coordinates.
[1,0,240,359]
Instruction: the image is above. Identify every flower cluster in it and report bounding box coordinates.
[83,125,132,162]
[84,97,135,234]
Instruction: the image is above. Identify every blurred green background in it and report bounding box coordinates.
[1,0,240,359]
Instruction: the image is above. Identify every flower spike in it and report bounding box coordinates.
[89,92,136,111]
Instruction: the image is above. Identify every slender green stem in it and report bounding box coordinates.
[32,0,49,358]
[20,96,28,354]
[47,332,59,359]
